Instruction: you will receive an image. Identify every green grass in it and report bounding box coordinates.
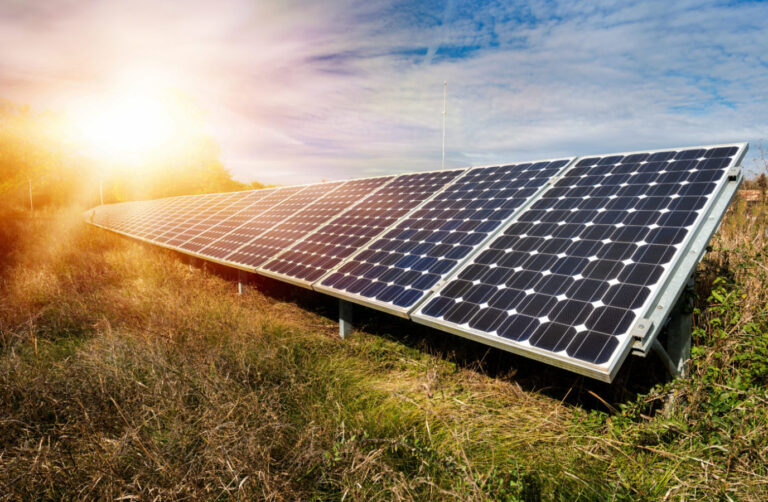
[0,203,766,500]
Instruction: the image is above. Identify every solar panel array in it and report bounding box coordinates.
[316,160,570,312]
[260,171,465,287]
[86,143,745,381]
[413,145,744,378]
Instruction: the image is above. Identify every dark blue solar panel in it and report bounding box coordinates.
[318,159,571,310]
[227,177,393,270]
[130,196,201,240]
[159,192,249,246]
[414,145,742,373]
[178,188,279,254]
[192,186,307,260]
[265,169,464,283]
[221,182,343,266]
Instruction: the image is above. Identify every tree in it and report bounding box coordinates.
[0,98,263,209]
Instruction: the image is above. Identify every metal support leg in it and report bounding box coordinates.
[653,277,694,377]
[666,286,693,376]
[189,257,199,271]
[237,270,248,295]
[339,300,353,339]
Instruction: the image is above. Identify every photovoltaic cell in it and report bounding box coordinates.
[269,169,464,286]
[251,176,395,282]
[316,160,571,310]
[413,145,743,377]
[108,199,167,235]
[193,186,307,260]
[212,182,343,266]
[134,195,206,240]
[178,188,279,254]
[161,191,253,247]
[153,193,240,245]
[86,143,745,381]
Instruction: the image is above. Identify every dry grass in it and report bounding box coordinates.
[0,201,766,500]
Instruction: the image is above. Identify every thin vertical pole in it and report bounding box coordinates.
[28,178,33,211]
[441,81,447,170]
[237,270,248,295]
[100,179,104,206]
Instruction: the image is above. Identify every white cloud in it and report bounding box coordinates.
[1,0,766,183]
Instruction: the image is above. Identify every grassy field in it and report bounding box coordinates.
[0,201,766,501]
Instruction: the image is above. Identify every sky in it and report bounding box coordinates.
[1,0,767,184]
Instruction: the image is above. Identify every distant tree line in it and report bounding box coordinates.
[0,100,268,209]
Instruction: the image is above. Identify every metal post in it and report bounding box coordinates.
[28,178,33,211]
[441,81,447,170]
[667,277,694,376]
[339,300,353,339]
[652,276,694,377]
[237,270,248,295]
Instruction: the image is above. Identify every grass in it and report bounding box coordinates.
[0,201,766,501]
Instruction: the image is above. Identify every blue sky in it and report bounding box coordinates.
[1,0,767,183]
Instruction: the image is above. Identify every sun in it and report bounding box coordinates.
[70,87,178,163]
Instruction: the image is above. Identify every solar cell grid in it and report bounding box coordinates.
[153,193,236,244]
[102,199,156,233]
[316,160,571,311]
[89,203,118,228]
[161,191,251,247]
[224,182,346,267]
[254,176,396,284]
[179,188,278,254]
[120,198,180,236]
[413,144,744,378]
[85,143,746,381]
[133,195,204,240]
[95,203,125,228]
[268,169,464,287]
[195,186,306,260]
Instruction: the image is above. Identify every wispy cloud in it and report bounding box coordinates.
[1,0,767,183]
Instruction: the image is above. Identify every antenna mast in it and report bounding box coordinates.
[441,81,447,170]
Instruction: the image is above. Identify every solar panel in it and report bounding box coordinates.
[199,182,341,268]
[314,160,573,315]
[148,193,234,244]
[160,191,253,247]
[412,144,746,381]
[104,199,161,234]
[108,198,167,236]
[85,143,746,381]
[133,195,203,240]
[249,176,396,286]
[178,188,279,254]
[262,169,465,293]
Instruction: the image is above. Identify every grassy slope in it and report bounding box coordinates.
[0,203,766,501]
